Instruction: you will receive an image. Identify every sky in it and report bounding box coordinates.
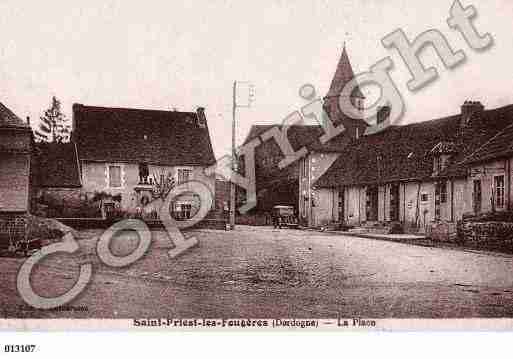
[0,0,512,158]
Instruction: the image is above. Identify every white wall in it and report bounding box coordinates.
[344,186,365,226]
[299,151,340,226]
[81,161,215,212]
[469,158,511,214]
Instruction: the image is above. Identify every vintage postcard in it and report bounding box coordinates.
[1,0,513,335]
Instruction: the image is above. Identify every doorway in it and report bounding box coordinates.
[473,179,482,214]
[338,188,345,223]
[366,186,379,221]
[389,183,400,221]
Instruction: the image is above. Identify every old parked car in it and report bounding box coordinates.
[271,205,299,229]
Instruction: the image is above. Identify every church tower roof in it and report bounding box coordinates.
[325,46,364,99]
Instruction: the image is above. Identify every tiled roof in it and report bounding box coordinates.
[73,104,216,167]
[242,124,353,153]
[325,46,364,99]
[438,104,513,177]
[463,121,513,164]
[0,102,30,129]
[315,104,513,187]
[36,142,82,188]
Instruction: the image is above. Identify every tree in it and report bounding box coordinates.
[35,96,71,143]
[151,168,176,200]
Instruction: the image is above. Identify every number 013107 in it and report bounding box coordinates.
[4,345,36,353]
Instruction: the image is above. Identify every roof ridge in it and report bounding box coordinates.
[250,123,320,128]
[75,103,197,115]
[394,103,513,130]
[74,103,216,166]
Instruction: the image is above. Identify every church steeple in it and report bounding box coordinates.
[323,45,366,136]
[325,45,364,100]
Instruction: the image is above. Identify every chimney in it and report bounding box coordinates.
[26,116,30,126]
[461,100,484,127]
[196,107,207,128]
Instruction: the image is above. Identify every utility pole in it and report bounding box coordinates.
[230,82,237,230]
[229,81,254,230]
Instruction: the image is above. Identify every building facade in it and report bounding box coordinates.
[315,102,513,232]
[243,46,367,226]
[463,120,513,214]
[0,103,34,218]
[71,104,217,219]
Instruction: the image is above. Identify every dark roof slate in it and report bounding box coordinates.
[242,124,352,153]
[438,104,513,177]
[325,46,364,99]
[0,102,30,129]
[73,104,216,166]
[463,121,513,164]
[316,104,513,187]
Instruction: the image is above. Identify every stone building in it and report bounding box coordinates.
[71,104,217,218]
[0,102,34,218]
[463,118,513,214]
[315,101,513,232]
[241,46,367,226]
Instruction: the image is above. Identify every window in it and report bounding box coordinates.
[494,175,505,209]
[353,98,364,112]
[439,181,447,203]
[177,168,192,185]
[138,163,149,184]
[173,203,192,220]
[421,193,429,202]
[108,165,122,188]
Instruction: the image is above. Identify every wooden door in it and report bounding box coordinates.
[473,179,482,214]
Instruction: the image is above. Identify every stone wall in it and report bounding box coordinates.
[428,221,457,241]
[458,221,513,249]
[0,214,27,250]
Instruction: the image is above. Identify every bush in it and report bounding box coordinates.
[0,216,76,253]
[27,215,76,242]
[37,192,102,218]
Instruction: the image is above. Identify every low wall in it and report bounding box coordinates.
[236,213,271,226]
[458,221,513,250]
[428,222,457,242]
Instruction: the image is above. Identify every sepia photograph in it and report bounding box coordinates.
[0,0,513,337]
